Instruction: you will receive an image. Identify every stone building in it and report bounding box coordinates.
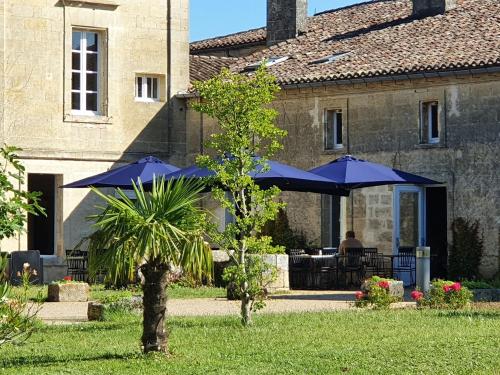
[188,0,500,278]
[0,0,189,280]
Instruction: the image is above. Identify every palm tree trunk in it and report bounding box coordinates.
[141,262,169,354]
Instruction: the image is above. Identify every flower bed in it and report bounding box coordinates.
[355,276,403,309]
[411,280,472,309]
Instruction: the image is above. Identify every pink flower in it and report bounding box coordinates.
[63,276,72,281]
[450,282,461,292]
[378,281,390,289]
[355,291,364,300]
[411,291,424,301]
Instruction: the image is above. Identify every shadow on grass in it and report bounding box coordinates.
[436,310,500,320]
[0,352,141,369]
[271,293,355,301]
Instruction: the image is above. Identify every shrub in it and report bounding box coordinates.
[461,280,493,289]
[261,207,310,250]
[448,218,483,280]
[355,276,402,310]
[415,280,472,309]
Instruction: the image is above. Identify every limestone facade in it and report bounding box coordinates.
[0,0,189,280]
[185,73,500,278]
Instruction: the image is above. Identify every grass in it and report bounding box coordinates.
[1,307,499,374]
[13,284,226,303]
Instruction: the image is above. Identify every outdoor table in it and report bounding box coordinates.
[293,255,337,289]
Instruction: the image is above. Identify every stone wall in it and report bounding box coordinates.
[0,0,190,280]
[185,73,500,277]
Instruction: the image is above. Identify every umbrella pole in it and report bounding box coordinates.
[350,192,354,231]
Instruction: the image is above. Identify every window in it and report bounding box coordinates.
[420,101,439,144]
[243,56,289,72]
[72,30,101,115]
[135,75,159,102]
[310,52,350,65]
[324,109,343,150]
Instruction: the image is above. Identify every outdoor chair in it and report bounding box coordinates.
[393,247,416,285]
[362,248,379,277]
[342,248,364,287]
[288,249,307,289]
[65,249,88,282]
[311,256,335,289]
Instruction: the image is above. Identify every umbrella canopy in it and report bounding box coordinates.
[63,156,180,189]
[162,157,350,196]
[308,155,440,189]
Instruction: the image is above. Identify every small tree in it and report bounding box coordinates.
[448,217,484,280]
[87,177,212,354]
[0,145,44,249]
[192,66,286,325]
[0,145,44,346]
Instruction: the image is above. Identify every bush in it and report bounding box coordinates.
[261,207,310,250]
[461,280,493,289]
[354,276,402,310]
[448,218,483,280]
[414,280,472,309]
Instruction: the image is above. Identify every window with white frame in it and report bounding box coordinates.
[324,109,343,150]
[72,30,101,115]
[420,101,440,144]
[135,75,159,102]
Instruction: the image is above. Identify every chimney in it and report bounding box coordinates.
[267,0,307,46]
[412,0,457,17]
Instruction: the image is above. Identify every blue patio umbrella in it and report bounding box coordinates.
[162,157,350,195]
[308,155,440,189]
[62,156,180,189]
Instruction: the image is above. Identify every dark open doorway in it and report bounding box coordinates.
[321,195,341,247]
[28,174,56,256]
[426,187,448,279]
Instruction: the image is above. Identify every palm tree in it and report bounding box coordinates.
[87,177,212,354]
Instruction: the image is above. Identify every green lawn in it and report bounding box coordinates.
[1,308,499,374]
[14,284,226,302]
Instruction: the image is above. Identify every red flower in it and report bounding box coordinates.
[378,281,390,289]
[450,282,461,292]
[411,291,424,301]
[355,291,364,300]
[443,285,452,293]
[63,276,72,281]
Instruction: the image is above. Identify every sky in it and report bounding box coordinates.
[190,0,367,42]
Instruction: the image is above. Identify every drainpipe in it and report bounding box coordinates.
[166,0,172,156]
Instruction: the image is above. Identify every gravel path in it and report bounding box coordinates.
[37,291,415,323]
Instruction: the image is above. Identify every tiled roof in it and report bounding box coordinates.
[190,55,238,82]
[191,0,500,85]
[190,27,266,52]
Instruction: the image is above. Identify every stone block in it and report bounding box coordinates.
[47,282,90,302]
[88,302,105,321]
[361,279,404,299]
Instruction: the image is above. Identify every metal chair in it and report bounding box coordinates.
[65,249,88,282]
[362,248,379,278]
[288,249,307,289]
[342,248,364,287]
[393,247,416,285]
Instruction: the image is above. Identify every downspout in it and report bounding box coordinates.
[166,0,172,156]
[347,99,354,230]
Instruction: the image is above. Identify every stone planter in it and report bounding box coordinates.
[47,282,90,302]
[361,280,404,299]
[471,289,500,302]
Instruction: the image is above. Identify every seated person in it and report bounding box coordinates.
[338,231,363,256]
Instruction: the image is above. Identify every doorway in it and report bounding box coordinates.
[321,195,341,247]
[393,186,424,285]
[28,174,56,256]
[426,187,448,279]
